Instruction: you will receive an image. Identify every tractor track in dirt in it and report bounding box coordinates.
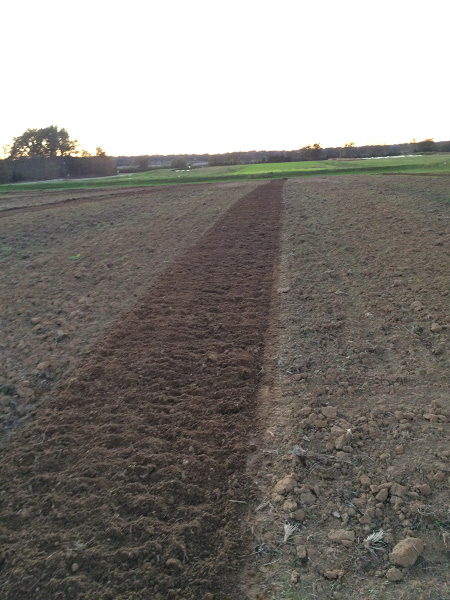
[0,180,284,600]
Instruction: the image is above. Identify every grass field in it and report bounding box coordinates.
[1,153,449,192]
[239,153,450,174]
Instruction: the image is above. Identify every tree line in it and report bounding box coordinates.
[0,126,115,183]
[204,138,450,166]
[117,139,450,172]
[2,125,450,184]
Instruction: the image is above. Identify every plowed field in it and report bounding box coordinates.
[1,175,449,600]
[0,180,284,599]
[0,181,259,440]
[245,175,449,600]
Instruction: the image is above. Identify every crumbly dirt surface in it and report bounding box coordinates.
[244,175,449,600]
[1,174,449,600]
[0,187,145,213]
[0,180,284,599]
[0,181,258,214]
[0,181,260,442]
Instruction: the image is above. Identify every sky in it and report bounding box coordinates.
[1,0,449,157]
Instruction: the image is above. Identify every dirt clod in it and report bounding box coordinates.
[294,509,306,522]
[323,569,345,580]
[283,498,297,512]
[321,405,338,419]
[328,529,355,544]
[166,558,183,570]
[274,475,297,495]
[290,570,300,584]
[386,567,404,582]
[390,483,408,498]
[389,537,424,568]
[419,483,432,496]
[376,488,389,502]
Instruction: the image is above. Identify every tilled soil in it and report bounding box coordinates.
[0,181,259,442]
[0,180,284,599]
[0,188,156,215]
[0,183,241,215]
[245,176,449,600]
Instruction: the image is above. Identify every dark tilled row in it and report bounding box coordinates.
[0,180,284,600]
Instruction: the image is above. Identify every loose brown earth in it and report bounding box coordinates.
[244,175,449,600]
[0,181,259,441]
[0,180,284,599]
[1,175,449,600]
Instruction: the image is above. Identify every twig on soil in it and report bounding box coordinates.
[262,557,283,567]
[293,444,352,464]
[344,499,364,516]
[240,542,278,559]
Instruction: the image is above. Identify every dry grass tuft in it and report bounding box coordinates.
[363,529,386,553]
[283,522,298,543]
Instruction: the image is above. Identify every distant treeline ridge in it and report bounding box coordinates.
[1,139,449,183]
[117,139,450,171]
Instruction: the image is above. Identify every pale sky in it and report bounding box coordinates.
[1,0,449,157]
